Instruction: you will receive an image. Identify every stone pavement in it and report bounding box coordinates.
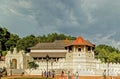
[1,75,120,79]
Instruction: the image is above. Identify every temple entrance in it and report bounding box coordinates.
[12,59,17,69]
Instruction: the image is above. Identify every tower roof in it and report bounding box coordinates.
[72,36,87,45]
[66,36,94,47]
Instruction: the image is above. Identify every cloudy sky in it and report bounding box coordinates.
[0,0,120,49]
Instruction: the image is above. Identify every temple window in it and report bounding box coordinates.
[34,57,37,60]
[78,47,81,52]
[69,46,72,52]
[88,46,91,51]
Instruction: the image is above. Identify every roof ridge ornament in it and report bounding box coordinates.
[64,38,69,43]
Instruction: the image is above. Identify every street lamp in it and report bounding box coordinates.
[46,54,49,78]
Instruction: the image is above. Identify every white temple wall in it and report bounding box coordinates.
[0,61,5,68]
[4,48,120,76]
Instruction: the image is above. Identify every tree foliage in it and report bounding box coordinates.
[94,44,120,63]
[16,33,75,52]
[5,34,20,50]
[16,35,38,52]
[37,33,75,43]
[28,61,39,69]
[0,27,75,53]
[0,27,10,51]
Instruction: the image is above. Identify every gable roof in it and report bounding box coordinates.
[30,40,73,50]
[30,40,73,58]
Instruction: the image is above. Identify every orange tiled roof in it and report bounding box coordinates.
[71,36,94,47]
[72,36,87,44]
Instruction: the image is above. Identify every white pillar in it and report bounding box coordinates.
[84,46,86,53]
[73,46,76,52]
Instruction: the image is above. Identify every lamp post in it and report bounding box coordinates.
[46,54,49,78]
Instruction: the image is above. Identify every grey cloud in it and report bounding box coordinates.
[0,0,120,49]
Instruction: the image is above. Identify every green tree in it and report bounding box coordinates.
[94,44,120,63]
[0,27,10,51]
[94,44,120,76]
[28,61,39,75]
[5,34,20,50]
[16,35,38,52]
[37,32,76,43]
[2,51,7,56]
[28,61,39,69]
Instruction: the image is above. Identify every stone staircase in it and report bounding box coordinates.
[7,69,24,75]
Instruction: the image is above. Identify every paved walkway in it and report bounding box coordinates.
[1,75,120,79]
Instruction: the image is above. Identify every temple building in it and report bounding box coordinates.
[2,36,120,76]
[29,36,96,75]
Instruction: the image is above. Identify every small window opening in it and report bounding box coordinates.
[78,48,81,52]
